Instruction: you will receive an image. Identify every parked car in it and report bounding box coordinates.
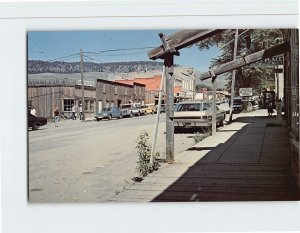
[173,101,226,130]
[232,97,242,111]
[119,103,143,117]
[141,103,156,115]
[95,107,123,121]
[28,113,47,130]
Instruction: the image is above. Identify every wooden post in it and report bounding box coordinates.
[149,66,165,167]
[229,29,239,123]
[165,55,174,163]
[211,75,217,136]
[80,49,85,121]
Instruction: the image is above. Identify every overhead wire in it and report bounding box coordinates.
[39,46,156,63]
[47,53,80,62]
[219,29,250,49]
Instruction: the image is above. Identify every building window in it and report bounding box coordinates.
[125,87,128,95]
[63,99,75,112]
[103,84,106,93]
[85,100,89,111]
[90,101,95,112]
[115,87,118,95]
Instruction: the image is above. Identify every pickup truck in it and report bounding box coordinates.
[119,103,143,117]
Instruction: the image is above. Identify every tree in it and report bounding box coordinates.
[196,83,211,92]
[196,29,284,95]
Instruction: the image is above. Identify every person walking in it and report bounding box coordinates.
[267,102,274,117]
[71,105,76,120]
[53,106,60,127]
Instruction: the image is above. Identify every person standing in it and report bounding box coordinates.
[79,104,83,120]
[54,106,60,127]
[30,106,36,116]
[71,105,76,120]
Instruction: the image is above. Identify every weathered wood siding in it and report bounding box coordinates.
[286,29,299,193]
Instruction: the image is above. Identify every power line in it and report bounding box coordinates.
[84,46,156,55]
[219,29,250,49]
[82,55,95,61]
[47,53,80,62]
[39,46,155,63]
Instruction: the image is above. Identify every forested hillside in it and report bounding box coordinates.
[28,60,163,74]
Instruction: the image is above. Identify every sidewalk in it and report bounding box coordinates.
[109,109,299,202]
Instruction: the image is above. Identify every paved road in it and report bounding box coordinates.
[28,113,196,202]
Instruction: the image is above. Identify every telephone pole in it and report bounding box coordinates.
[229,29,239,122]
[80,49,85,121]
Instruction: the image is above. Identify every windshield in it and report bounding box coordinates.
[120,104,131,109]
[103,107,111,111]
[233,99,242,104]
[176,103,203,112]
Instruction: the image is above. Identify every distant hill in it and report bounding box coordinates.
[28,60,163,74]
[27,60,228,89]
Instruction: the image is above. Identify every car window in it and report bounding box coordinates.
[203,103,211,110]
[176,103,202,112]
[120,104,131,109]
[103,107,111,111]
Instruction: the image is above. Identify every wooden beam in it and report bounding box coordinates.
[200,42,290,80]
[148,29,225,60]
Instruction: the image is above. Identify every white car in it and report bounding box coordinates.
[173,101,226,129]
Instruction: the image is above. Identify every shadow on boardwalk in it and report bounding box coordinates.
[152,116,299,202]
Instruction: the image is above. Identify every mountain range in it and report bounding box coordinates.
[28,60,228,88]
[28,60,163,74]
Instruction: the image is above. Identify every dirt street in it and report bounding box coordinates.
[28,114,196,202]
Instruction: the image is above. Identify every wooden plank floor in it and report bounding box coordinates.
[109,117,299,202]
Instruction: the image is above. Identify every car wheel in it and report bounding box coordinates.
[32,122,41,130]
[137,111,141,116]
[130,112,133,118]
[96,118,101,121]
[108,115,112,120]
[119,114,123,119]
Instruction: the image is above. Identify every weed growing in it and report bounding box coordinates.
[135,131,161,177]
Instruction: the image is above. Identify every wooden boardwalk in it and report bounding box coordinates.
[109,116,299,202]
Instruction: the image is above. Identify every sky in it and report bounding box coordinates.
[28,30,221,72]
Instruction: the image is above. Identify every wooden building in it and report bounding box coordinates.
[283,29,299,193]
[28,77,145,118]
[95,79,145,112]
[28,83,96,119]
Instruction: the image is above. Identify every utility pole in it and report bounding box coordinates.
[212,75,217,135]
[229,29,239,122]
[80,49,85,121]
[193,77,196,100]
[158,32,175,163]
[165,56,175,163]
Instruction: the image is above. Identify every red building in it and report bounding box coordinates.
[116,75,187,104]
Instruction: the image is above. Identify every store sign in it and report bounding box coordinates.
[239,88,253,97]
[249,54,284,67]
[77,80,95,86]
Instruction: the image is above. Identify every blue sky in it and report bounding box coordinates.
[28,30,221,72]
